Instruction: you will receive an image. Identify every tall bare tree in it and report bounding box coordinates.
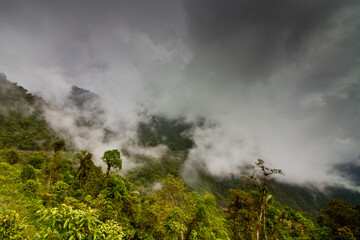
[248,159,283,240]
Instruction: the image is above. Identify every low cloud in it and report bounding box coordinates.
[1,0,360,187]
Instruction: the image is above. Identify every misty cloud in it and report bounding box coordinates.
[1,0,360,187]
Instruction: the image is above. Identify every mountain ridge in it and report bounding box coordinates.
[1,73,359,216]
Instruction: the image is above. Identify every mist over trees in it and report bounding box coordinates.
[1,75,360,239]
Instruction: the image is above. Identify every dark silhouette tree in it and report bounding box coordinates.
[51,138,65,153]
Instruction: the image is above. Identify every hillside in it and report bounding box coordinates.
[134,113,360,215]
[0,74,57,150]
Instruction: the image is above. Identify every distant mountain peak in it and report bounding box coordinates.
[66,85,105,125]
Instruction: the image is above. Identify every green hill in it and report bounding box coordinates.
[0,74,57,150]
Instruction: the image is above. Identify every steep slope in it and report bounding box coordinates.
[132,115,360,215]
[137,115,194,151]
[0,74,57,150]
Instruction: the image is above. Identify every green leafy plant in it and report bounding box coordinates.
[0,212,28,239]
[36,204,123,239]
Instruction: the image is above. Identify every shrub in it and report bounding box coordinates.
[28,153,46,169]
[22,179,38,198]
[20,164,36,183]
[0,161,11,171]
[50,181,69,204]
[36,204,124,239]
[5,148,21,165]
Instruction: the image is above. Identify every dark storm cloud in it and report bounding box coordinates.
[322,84,360,139]
[183,0,358,84]
[0,0,185,78]
[185,0,345,48]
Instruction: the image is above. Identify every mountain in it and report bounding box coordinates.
[137,115,194,151]
[66,85,105,125]
[134,115,360,216]
[1,74,359,217]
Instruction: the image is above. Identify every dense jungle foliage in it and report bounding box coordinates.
[1,74,360,239]
[1,148,360,239]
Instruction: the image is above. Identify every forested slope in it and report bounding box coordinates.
[0,74,56,150]
[134,114,360,215]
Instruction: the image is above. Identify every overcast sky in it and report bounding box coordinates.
[1,0,360,187]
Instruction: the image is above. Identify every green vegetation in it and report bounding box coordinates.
[0,212,28,240]
[36,204,124,239]
[3,146,358,239]
[317,199,360,239]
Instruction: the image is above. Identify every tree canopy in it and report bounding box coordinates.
[102,149,122,178]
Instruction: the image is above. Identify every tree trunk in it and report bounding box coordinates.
[264,200,267,239]
[46,174,52,186]
[256,192,265,240]
[106,165,111,178]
